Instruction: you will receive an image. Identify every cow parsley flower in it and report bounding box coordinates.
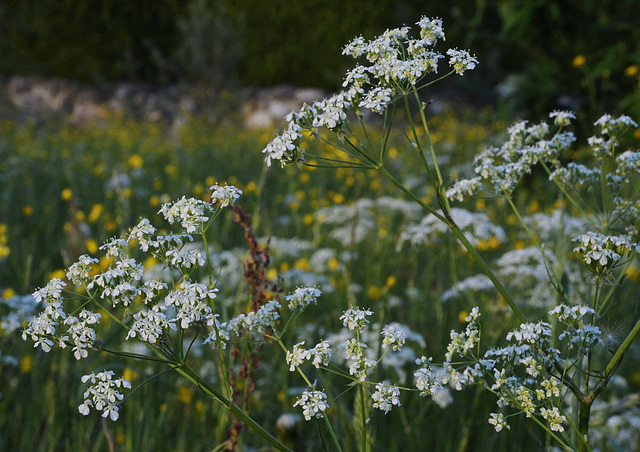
[66,255,99,286]
[126,305,176,344]
[446,49,478,75]
[159,197,213,233]
[294,389,328,421]
[64,309,101,359]
[78,370,131,421]
[371,383,401,413]
[210,184,242,207]
[549,110,575,127]
[382,324,406,351]
[488,413,510,432]
[340,307,374,331]
[286,286,322,311]
[540,407,566,432]
[286,342,311,371]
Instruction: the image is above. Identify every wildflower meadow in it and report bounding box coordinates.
[2,12,640,452]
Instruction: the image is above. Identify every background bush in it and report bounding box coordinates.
[1,1,639,116]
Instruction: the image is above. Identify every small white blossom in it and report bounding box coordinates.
[382,324,406,351]
[489,413,510,432]
[446,48,478,75]
[286,286,322,311]
[340,307,374,331]
[294,389,328,421]
[78,370,131,421]
[210,184,242,207]
[371,383,401,413]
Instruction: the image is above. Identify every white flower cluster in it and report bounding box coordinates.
[340,307,374,331]
[159,196,213,234]
[78,370,131,421]
[88,258,145,307]
[446,48,478,75]
[397,207,506,250]
[488,412,510,432]
[286,340,332,371]
[165,282,217,329]
[572,232,638,277]
[594,114,638,137]
[210,184,242,207]
[23,278,68,352]
[293,389,329,421]
[262,17,477,167]
[371,383,401,413]
[382,324,406,351]
[286,286,322,311]
[449,113,576,200]
[127,305,176,344]
[66,255,99,286]
[64,309,101,359]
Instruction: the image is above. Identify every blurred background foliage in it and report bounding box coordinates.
[1,0,639,117]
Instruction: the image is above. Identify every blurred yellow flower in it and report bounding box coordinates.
[328,258,340,271]
[294,258,311,271]
[122,188,133,198]
[85,239,98,254]
[20,355,33,373]
[149,195,160,207]
[388,147,399,159]
[128,154,144,169]
[458,310,469,324]
[0,245,9,259]
[22,205,33,216]
[367,286,383,300]
[178,386,194,404]
[475,199,485,210]
[299,173,310,183]
[165,164,177,176]
[572,55,586,68]
[245,181,257,194]
[88,204,103,223]
[2,288,15,299]
[61,188,73,201]
[332,193,345,204]
[115,434,126,446]
[75,210,85,221]
[625,65,639,77]
[385,276,396,288]
[123,368,139,382]
[303,214,314,226]
[205,176,216,187]
[279,262,290,272]
[49,269,66,280]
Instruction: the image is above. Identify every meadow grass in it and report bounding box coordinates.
[2,100,639,451]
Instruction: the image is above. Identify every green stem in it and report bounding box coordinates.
[505,196,566,301]
[359,383,367,452]
[540,161,598,228]
[597,259,632,315]
[380,167,446,222]
[402,94,437,187]
[201,230,231,398]
[380,167,525,322]
[577,400,593,452]
[603,317,640,379]
[444,215,526,323]
[412,87,444,190]
[177,365,292,452]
